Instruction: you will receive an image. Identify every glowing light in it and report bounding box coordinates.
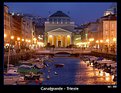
[26,39,28,42]
[96,40,99,43]
[75,37,81,40]
[37,42,44,47]
[113,38,116,42]
[105,72,110,77]
[100,40,103,43]
[86,61,89,64]
[67,35,70,37]
[4,34,7,38]
[12,12,14,15]
[112,75,114,80]
[90,63,93,66]
[106,39,109,42]
[96,72,99,76]
[17,37,20,41]
[11,36,14,40]
[28,40,31,43]
[5,43,9,46]
[33,38,37,41]
[99,70,103,76]
[89,38,94,42]
[22,39,24,41]
[49,35,52,37]
[105,77,110,81]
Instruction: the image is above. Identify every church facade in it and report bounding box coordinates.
[44,11,75,47]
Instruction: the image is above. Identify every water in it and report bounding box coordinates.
[28,56,115,85]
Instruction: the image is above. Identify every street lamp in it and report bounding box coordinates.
[11,36,14,40]
[17,37,20,41]
[4,34,7,38]
[96,40,99,50]
[22,38,24,42]
[106,39,109,43]
[96,40,99,43]
[113,38,116,53]
[113,38,116,42]
[17,37,21,50]
[100,40,103,52]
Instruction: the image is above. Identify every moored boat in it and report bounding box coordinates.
[55,64,64,68]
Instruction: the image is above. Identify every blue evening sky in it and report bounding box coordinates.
[4,2,113,25]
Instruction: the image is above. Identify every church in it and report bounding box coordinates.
[44,11,75,47]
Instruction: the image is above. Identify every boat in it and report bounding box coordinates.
[55,64,64,68]
[5,68,19,76]
[33,63,46,69]
[54,72,58,75]
[24,74,40,80]
[47,75,50,79]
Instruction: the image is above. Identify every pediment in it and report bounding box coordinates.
[47,28,72,33]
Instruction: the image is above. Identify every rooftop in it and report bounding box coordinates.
[49,11,70,18]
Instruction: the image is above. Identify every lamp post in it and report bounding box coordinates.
[4,34,7,48]
[89,38,94,50]
[17,37,20,50]
[7,13,14,72]
[113,38,116,53]
[96,40,99,51]
[106,39,109,53]
[100,40,103,52]
[7,36,14,72]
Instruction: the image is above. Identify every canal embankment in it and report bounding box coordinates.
[4,50,36,66]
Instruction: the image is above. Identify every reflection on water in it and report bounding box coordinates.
[40,57,116,85]
[75,60,116,85]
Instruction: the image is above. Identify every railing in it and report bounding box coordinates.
[47,48,91,54]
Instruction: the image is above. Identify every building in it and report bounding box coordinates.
[4,5,10,46]
[73,26,82,46]
[9,13,23,49]
[101,14,117,49]
[44,11,75,47]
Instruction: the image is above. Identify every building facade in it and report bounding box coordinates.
[4,5,10,46]
[44,11,75,47]
[101,14,117,48]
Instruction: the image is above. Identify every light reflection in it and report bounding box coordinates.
[112,75,114,80]
[105,72,110,77]
[96,72,99,76]
[105,77,110,81]
[90,63,93,66]
[99,70,103,76]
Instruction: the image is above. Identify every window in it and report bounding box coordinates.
[105,23,108,30]
[112,23,114,28]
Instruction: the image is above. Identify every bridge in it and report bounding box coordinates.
[35,48,91,55]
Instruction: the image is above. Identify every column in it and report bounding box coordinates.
[52,35,54,45]
[48,35,49,43]
[61,36,63,47]
[65,36,67,47]
[56,36,58,47]
[70,34,72,44]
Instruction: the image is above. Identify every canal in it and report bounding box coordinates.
[28,54,115,85]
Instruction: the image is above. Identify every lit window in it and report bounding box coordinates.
[112,23,114,28]
[105,23,108,30]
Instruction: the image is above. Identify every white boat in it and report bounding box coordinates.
[5,68,19,75]
[19,65,33,68]
[47,75,50,79]
[97,60,115,64]
[54,72,58,75]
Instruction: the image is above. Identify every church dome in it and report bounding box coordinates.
[49,11,70,17]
